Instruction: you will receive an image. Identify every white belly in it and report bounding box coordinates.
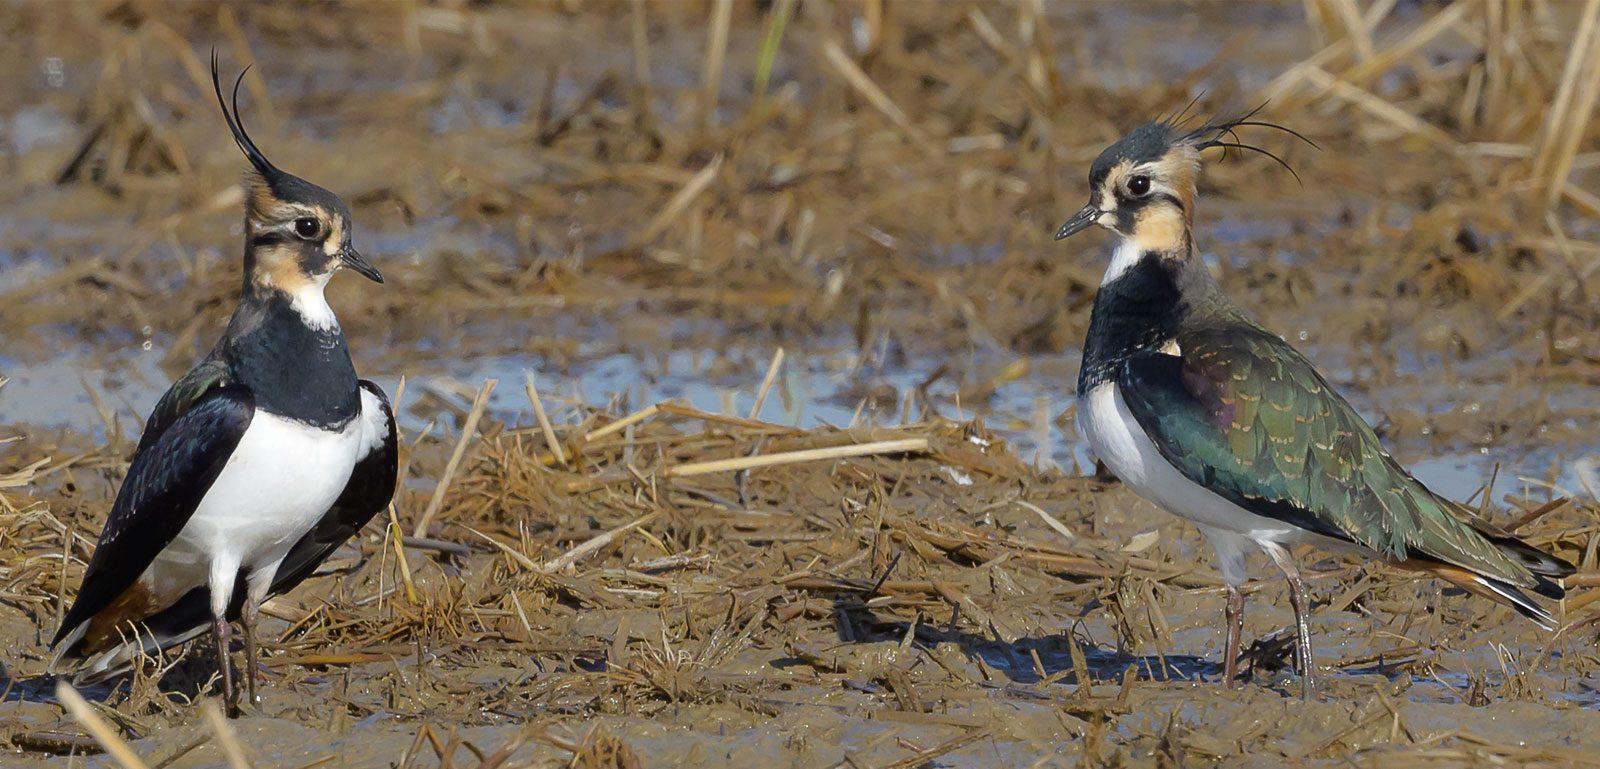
[1078,382,1304,542]
[145,411,363,599]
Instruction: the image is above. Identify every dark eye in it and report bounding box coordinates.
[1127,175,1151,196]
[293,217,322,239]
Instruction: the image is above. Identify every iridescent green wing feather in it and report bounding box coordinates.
[1117,322,1534,588]
[134,357,232,453]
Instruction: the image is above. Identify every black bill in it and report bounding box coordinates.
[1054,204,1100,241]
[339,246,383,284]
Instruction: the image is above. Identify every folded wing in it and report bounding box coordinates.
[61,380,397,682]
[52,382,255,655]
[1116,323,1565,613]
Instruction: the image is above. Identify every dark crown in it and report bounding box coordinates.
[1090,104,1316,186]
[210,50,350,218]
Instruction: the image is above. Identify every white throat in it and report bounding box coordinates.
[1102,239,1145,285]
[288,279,338,330]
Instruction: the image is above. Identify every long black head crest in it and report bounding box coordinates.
[1178,102,1318,185]
[209,48,284,183]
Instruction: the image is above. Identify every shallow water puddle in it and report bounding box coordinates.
[2,339,1590,510]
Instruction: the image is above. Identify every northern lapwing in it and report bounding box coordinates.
[1055,109,1573,697]
[50,55,398,711]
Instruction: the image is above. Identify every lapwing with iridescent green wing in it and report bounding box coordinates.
[49,53,398,714]
[1055,108,1573,698]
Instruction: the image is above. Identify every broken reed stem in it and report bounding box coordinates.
[700,0,733,128]
[524,372,567,466]
[544,512,661,572]
[657,401,794,432]
[413,379,497,538]
[1338,0,1470,89]
[57,524,71,633]
[1563,181,1600,219]
[585,400,796,445]
[564,434,929,491]
[753,0,796,102]
[880,728,992,769]
[387,504,418,605]
[1303,0,1330,48]
[461,525,539,572]
[149,734,211,769]
[201,701,253,769]
[633,155,722,246]
[585,404,659,442]
[56,681,149,769]
[1276,0,1599,213]
[819,39,940,156]
[629,0,651,89]
[383,376,418,604]
[1263,0,1460,108]
[1326,0,1374,60]
[464,511,662,574]
[0,256,105,306]
[1499,214,1582,318]
[1531,0,1600,210]
[79,375,117,442]
[1298,66,1462,151]
[1534,0,1599,175]
[0,457,47,489]
[1015,499,1076,541]
[390,375,408,437]
[664,437,928,478]
[748,347,785,419]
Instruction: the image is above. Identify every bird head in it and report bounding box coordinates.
[1054,105,1312,255]
[211,53,382,295]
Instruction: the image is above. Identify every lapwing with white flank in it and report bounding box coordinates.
[1055,109,1573,697]
[50,54,398,712]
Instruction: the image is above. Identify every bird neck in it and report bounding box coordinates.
[276,279,338,331]
[1124,200,1194,258]
[1078,239,1223,394]
[243,245,339,332]
[223,288,360,428]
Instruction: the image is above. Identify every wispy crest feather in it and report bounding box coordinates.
[1176,103,1318,184]
[209,48,283,182]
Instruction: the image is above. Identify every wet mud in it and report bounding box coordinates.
[2,2,1600,767]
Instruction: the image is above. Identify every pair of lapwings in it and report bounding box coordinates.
[48,61,1569,710]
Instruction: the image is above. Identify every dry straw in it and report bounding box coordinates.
[57,681,148,769]
[4,2,1599,764]
[414,379,497,537]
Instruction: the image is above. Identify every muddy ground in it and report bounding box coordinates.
[2,1,1600,767]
